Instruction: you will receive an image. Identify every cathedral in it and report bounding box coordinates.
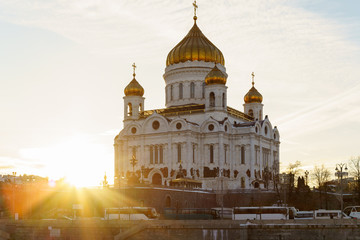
[114,4,280,191]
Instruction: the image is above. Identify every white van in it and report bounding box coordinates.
[314,209,348,219]
[343,206,360,219]
[104,207,159,220]
[233,206,296,220]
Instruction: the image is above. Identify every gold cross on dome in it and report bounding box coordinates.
[251,72,255,86]
[193,1,198,18]
[132,63,136,76]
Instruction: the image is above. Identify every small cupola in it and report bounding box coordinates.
[124,63,144,97]
[205,65,227,85]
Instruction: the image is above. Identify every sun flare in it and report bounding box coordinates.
[20,135,113,187]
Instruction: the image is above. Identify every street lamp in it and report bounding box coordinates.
[216,169,224,219]
[304,170,309,186]
[335,163,348,218]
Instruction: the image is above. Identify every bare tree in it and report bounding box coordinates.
[312,165,331,208]
[287,160,302,176]
[348,156,360,180]
[348,156,360,204]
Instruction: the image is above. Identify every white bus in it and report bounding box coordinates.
[233,206,296,220]
[104,207,159,220]
[314,209,348,219]
[295,211,314,219]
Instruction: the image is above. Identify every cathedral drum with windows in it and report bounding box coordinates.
[114,10,280,191]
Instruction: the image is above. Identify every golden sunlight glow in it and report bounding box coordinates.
[20,135,113,187]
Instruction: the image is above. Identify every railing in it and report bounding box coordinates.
[227,106,254,121]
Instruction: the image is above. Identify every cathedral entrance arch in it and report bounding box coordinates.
[152,173,162,185]
[165,196,171,208]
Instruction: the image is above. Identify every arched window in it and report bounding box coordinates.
[209,92,215,107]
[241,146,245,164]
[132,147,136,159]
[222,93,225,107]
[165,196,171,208]
[241,177,245,188]
[179,83,183,99]
[202,82,205,98]
[127,103,132,116]
[177,143,181,163]
[190,82,195,98]
[155,145,158,164]
[139,103,142,112]
[248,109,253,117]
[210,145,214,163]
[159,145,164,164]
[150,146,153,164]
[170,85,173,101]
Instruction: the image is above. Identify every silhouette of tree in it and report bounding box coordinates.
[312,165,330,209]
[348,156,360,204]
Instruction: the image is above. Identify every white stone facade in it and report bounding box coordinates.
[114,23,280,191]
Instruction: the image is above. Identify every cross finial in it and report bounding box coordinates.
[132,63,136,77]
[193,0,198,22]
[251,72,255,86]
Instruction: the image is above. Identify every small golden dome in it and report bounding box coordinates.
[166,22,225,67]
[205,65,227,85]
[244,72,262,103]
[124,74,144,97]
[244,86,263,103]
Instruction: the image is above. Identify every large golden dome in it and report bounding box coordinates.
[124,74,144,97]
[205,65,227,85]
[166,21,225,67]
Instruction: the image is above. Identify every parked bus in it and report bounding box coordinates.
[295,211,314,219]
[233,206,296,220]
[343,206,360,219]
[104,207,159,220]
[162,208,219,220]
[314,209,348,219]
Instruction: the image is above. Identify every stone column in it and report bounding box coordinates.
[218,133,224,168]
[249,135,255,188]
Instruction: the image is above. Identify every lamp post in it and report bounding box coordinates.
[26,176,35,219]
[335,163,348,218]
[304,170,309,186]
[129,155,138,213]
[12,172,16,219]
[216,168,224,219]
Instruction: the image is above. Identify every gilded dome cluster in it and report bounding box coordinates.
[205,65,227,85]
[124,74,144,97]
[166,22,225,67]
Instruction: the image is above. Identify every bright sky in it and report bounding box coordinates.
[1,0,359,187]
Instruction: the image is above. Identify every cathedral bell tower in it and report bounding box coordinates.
[204,64,228,112]
[244,72,263,121]
[123,63,144,121]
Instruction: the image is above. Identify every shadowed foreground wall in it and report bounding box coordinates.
[1,219,360,240]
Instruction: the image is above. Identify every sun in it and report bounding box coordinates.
[21,134,113,188]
